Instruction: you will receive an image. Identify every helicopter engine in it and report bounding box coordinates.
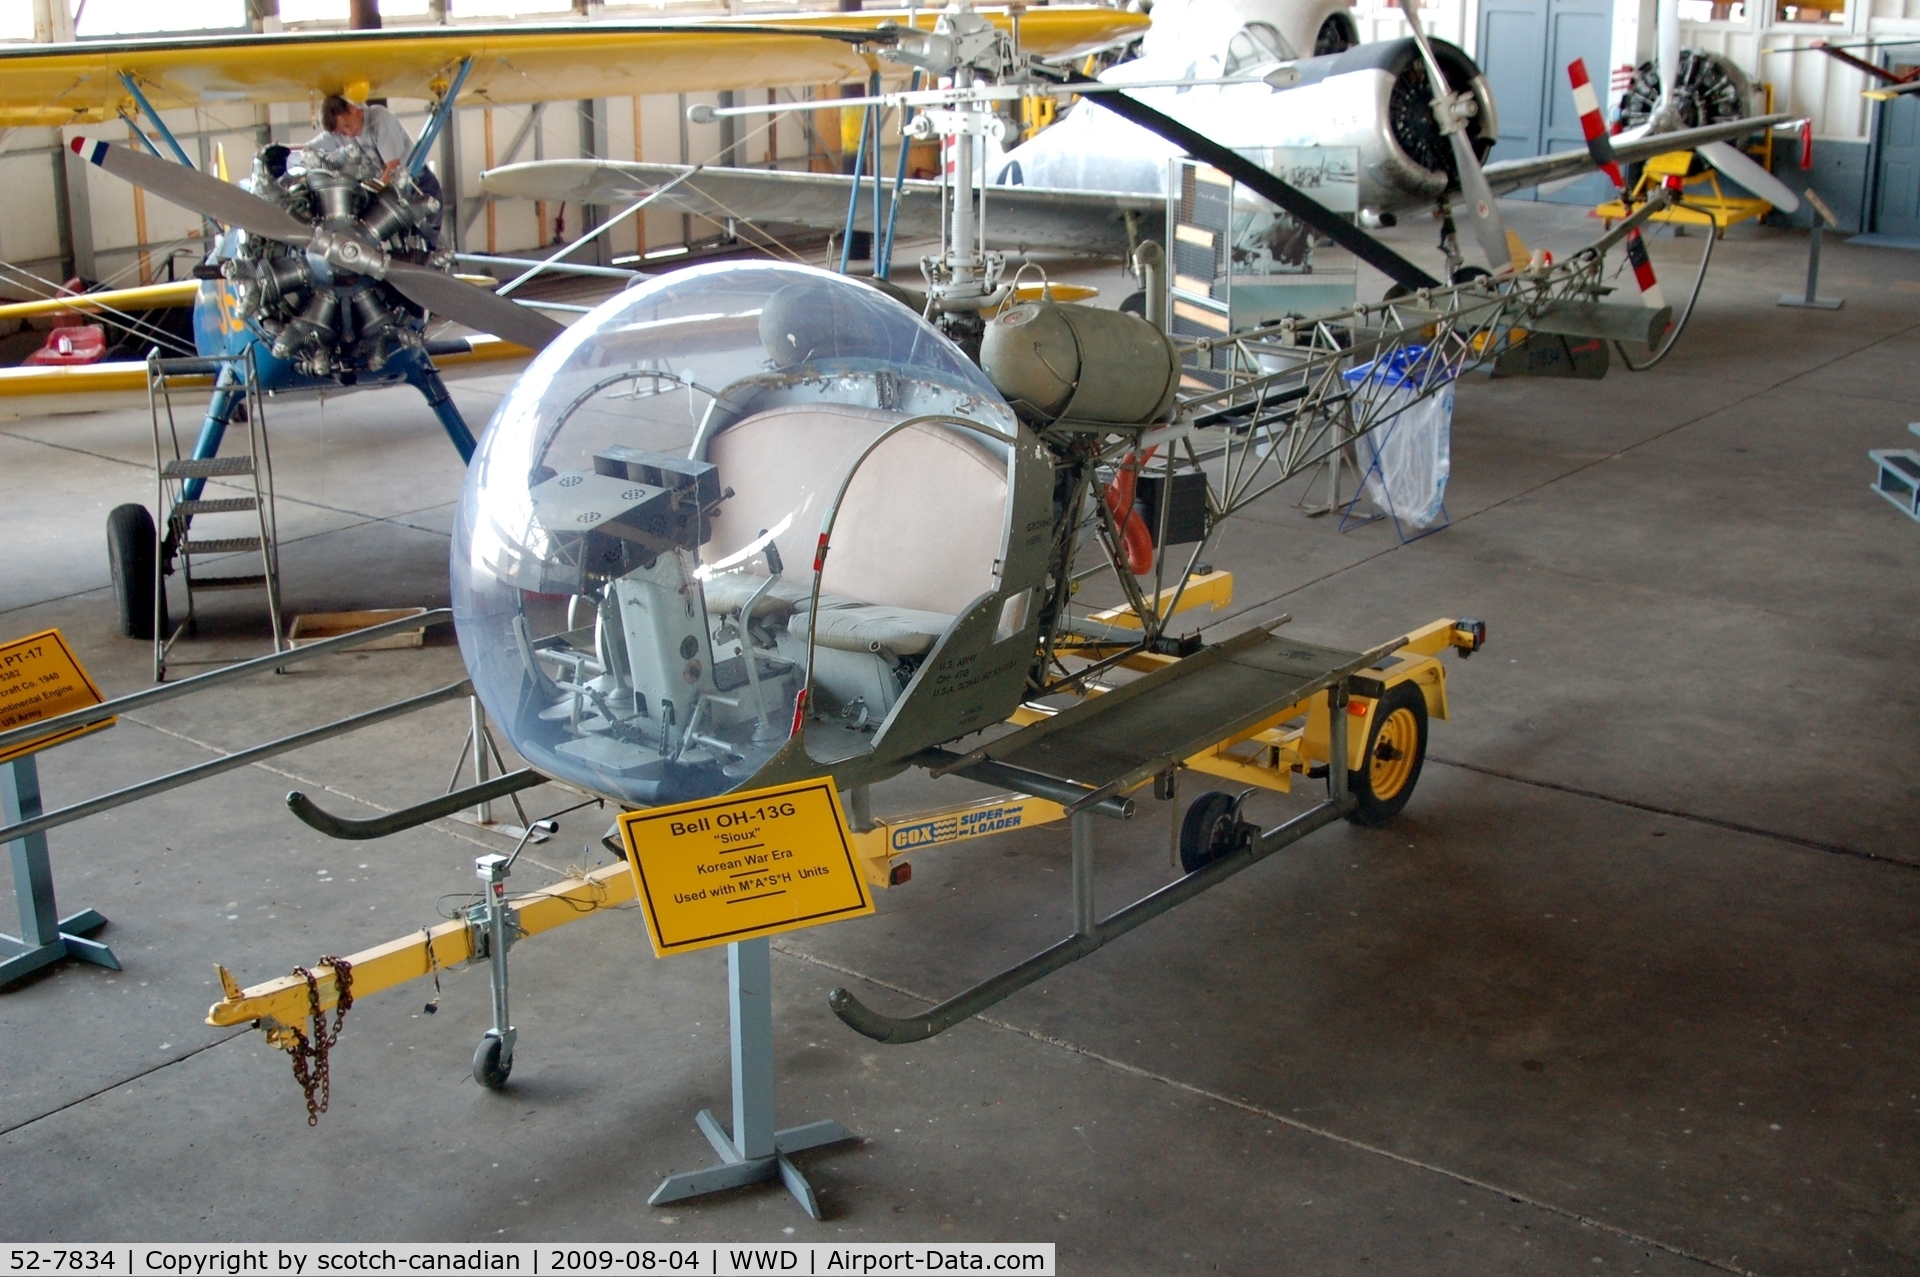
[221,144,444,378]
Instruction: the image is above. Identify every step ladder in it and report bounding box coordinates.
[148,351,283,681]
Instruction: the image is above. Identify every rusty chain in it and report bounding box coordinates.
[283,954,354,1126]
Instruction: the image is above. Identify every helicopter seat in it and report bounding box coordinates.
[701,401,1008,719]
[791,602,953,658]
[700,572,815,619]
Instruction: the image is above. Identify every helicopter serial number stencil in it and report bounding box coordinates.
[619,778,873,957]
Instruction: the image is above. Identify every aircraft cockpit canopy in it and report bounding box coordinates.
[452,262,1023,808]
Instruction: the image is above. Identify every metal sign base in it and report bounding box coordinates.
[1779,223,1844,310]
[648,938,855,1219]
[1,756,120,987]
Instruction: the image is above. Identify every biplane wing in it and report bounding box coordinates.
[0,280,198,321]
[0,333,531,417]
[480,160,1162,256]
[0,7,1147,127]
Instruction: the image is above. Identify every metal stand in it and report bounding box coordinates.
[1779,222,1844,310]
[0,755,119,987]
[650,938,856,1218]
[470,852,519,1088]
[447,697,545,842]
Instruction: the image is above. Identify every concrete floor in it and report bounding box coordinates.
[1,201,1917,1274]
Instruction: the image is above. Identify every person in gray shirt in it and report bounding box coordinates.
[308,94,445,244]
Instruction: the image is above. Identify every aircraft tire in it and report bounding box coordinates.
[1345,682,1428,827]
[107,503,163,641]
[1118,290,1147,316]
[1179,790,1244,874]
[473,1034,512,1090]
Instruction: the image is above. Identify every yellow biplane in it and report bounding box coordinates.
[0,7,1144,638]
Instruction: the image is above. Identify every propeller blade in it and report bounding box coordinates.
[1657,0,1680,127]
[1399,0,1515,271]
[1568,59,1626,189]
[1565,61,1667,317]
[1697,140,1801,212]
[1450,130,1519,270]
[384,261,567,352]
[70,137,314,247]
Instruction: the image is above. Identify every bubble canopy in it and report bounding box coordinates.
[452,262,1022,808]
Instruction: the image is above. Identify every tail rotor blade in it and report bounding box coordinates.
[1566,60,1666,319]
[1568,59,1626,189]
[70,137,314,247]
[1697,140,1801,212]
[384,261,567,352]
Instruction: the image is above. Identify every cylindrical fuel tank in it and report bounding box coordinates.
[980,300,1179,425]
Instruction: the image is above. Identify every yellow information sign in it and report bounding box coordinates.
[0,629,112,766]
[619,778,874,957]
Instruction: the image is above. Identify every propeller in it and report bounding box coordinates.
[72,137,567,350]
[1630,0,1800,213]
[1567,59,1667,325]
[1397,0,1521,273]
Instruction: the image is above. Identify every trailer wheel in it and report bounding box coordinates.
[107,504,163,640]
[473,1034,511,1090]
[1346,682,1428,827]
[1180,790,1245,874]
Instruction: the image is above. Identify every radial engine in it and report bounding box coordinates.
[219,144,445,378]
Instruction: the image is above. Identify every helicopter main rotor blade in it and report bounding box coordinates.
[1697,140,1801,212]
[1398,0,1513,272]
[1059,72,1441,291]
[71,137,315,247]
[384,261,568,351]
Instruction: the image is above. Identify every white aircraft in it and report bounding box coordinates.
[482,0,1784,276]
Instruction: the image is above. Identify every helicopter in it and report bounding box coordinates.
[161,2,1723,1105]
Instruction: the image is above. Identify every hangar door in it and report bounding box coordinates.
[1872,67,1920,237]
[1476,0,1614,204]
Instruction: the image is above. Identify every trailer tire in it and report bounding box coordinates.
[107,503,163,641]
[1345,682,1427,827]
[1180,790,1245,874]
[473,1034,511,1090]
